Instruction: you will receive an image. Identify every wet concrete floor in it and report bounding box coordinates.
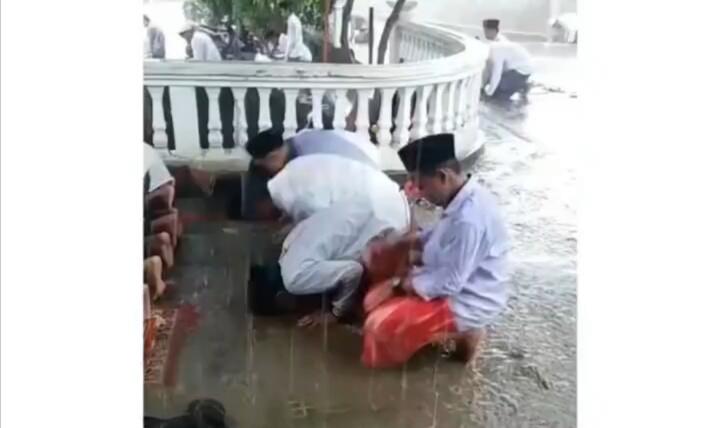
[145,88,577,427]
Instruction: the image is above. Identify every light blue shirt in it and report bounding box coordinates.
[288,129,378,168]
[411,177,510,331]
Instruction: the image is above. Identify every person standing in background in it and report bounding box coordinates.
[144,14,166,59]
[284,13,312,63]
[179,22,222,61]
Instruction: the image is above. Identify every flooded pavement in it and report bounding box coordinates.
[145,87,578,427]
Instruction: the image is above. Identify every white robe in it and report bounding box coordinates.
[268,155,410,298]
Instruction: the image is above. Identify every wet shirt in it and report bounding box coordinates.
[288,129,379,167]
[411,178,510,331]
[244,130,378,220]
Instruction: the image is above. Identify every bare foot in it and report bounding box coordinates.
[189,168,216,196]
[151,209,181,247]
[453,329,487,364]
[297,310,338,328]
[147,183,176,212]
[144,256,166,301]
[432,329,487,364]
[148,232,174,270]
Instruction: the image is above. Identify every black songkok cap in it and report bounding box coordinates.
[245,129,284,159]
[483,19,500,30]
[397,133,456,173]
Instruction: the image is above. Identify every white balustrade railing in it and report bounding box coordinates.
[143,21,488,172]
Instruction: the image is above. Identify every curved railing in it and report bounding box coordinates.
[143,21,488,172]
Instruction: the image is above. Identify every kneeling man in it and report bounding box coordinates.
[361,133,510,368]
[250,152,411,326]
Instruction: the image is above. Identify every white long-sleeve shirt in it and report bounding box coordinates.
[191,31,222,61]
[274,155,410,295]
[484,40,534,96]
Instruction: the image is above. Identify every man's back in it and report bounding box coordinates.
[289,129,379,167]
[191,31,222,61]
[489,40,533,75]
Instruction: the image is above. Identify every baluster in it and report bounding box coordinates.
[147,86,168,149]
[376,87,396,147]
[231,87,248,147]
[473,72,483,121]
[465,76,477,126]
[462,77,474,126]
[443,80,457,131]
[411,85,433,140]
[311,88,325,129]
[454,79,467,128]
[257,88,272,132]
[406,35,414,61]
[333,89,348,130]
[283,89,299,138]
[392,86,415,147]
[205,87,223,148]
[428,83,446,134]
[356,89,372,140]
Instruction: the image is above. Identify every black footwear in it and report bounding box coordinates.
[144,398,227,428]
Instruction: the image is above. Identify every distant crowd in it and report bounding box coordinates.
[143,13,314,63]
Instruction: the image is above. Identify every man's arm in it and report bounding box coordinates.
[484,47,504,97]
[410,221,482,300]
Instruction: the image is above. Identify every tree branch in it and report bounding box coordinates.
[376,0,406,64]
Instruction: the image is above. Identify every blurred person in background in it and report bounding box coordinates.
[144,14,166,59]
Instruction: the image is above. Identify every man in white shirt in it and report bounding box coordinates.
[144,14,166,59]
[248,153,411,327]
[482,19,534,101]
[179,23,222,61]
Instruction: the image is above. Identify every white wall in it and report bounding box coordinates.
[352,0,577,38]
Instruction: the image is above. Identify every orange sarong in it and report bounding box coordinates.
[360,238,457,368]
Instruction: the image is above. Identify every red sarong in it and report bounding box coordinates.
[360,238,457,368]
[362,291,457,368]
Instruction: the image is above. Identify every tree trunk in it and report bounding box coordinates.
[376,0,406,64]
[340,0,355,49]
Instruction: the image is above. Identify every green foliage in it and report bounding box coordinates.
[186,0,326,33]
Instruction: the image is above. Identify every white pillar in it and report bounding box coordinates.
[231,87,248,147]
[333,89,348,131]
[393,86,415,147]
[146,86,168,149]
[376,87,396,147]
[283,89,299,139]
[205,87,223,148]
[311,88,325,129]
[410,85,432,140]
[257,88,272,132]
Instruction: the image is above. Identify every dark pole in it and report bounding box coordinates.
[368,7,374,64]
